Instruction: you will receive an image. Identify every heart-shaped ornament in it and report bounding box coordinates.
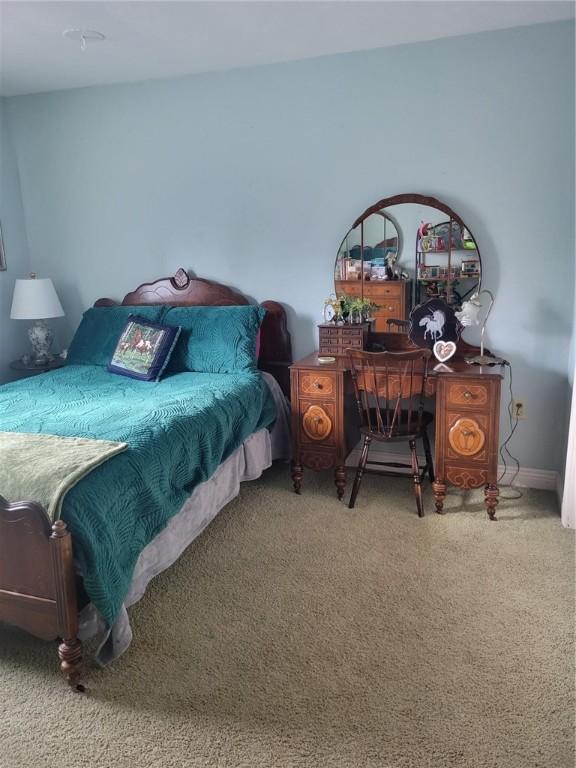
[433,340,456,363]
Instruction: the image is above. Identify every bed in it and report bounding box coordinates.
[0,269,292,689]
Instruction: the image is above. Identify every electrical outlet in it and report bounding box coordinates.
[513,400,527,419]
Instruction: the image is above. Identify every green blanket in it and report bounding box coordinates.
[0,432,126,520]
[0,365,276,624]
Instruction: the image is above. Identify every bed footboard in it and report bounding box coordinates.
[0,496,82,689]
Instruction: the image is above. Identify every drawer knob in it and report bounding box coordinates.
[314,382,323,390]
[463,391,472,400]
[388,306,394,311]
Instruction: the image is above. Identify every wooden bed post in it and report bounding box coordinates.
[50,521,83,690]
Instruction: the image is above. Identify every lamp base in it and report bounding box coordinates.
[28,320,54,365]
[466,354,505,367]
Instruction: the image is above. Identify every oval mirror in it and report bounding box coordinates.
[334,194,481,332]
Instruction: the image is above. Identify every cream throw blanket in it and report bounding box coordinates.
[0,431,127,521]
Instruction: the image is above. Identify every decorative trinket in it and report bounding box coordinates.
[408,298,462,350]
[433,340,457,362]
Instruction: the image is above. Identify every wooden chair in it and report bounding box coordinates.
[386,317,410,332]
[347,348,434,517]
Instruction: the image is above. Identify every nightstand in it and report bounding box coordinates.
[9,357,66,378]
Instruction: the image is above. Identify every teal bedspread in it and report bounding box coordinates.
[0,365,276,625]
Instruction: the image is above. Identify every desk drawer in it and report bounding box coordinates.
[364,283,403,298]
[335,281,362,296]
[446,382,489,410]
[445,412,490,463]
[299,371,335,398]
[299,401,336,445]
[374,300,402,317]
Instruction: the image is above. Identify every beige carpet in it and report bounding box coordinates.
[0,465,574,768]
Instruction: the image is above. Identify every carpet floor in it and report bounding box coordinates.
[0,465,574,768]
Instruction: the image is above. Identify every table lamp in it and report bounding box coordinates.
[455,289,504,366]
[10,273,65,365]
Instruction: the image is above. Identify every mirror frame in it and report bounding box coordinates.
[342,192,482,307]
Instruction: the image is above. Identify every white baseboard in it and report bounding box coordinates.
[346,446,560,493]
[556,472,565,509]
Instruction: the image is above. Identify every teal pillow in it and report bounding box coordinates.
[67,305,165,366]
[164,305,266,373]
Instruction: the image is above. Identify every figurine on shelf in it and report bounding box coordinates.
[418,222,431,239]
[385,251,408,281]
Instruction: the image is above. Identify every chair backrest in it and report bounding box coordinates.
[386,317,410,331]
[347,348,432,438]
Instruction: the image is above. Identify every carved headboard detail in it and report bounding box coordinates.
[95,268,292,396]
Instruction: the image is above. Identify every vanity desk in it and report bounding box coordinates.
[308,192,504,518]
[290,340,503,520]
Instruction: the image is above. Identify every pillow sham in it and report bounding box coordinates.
[164,305,266,373]
[107,316,181,381]
[67,305,165,366]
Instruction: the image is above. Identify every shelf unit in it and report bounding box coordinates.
[414,219,480,307]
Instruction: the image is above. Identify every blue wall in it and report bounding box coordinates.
[5,21,575,472]
[0,99,30,382]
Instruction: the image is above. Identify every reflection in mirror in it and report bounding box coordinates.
[336,211,400,283]
[416,218,479,307]
[334,194,481,333]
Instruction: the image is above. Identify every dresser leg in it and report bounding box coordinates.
[485,484,499,521]
[291,462,303,494]
[335,465,346,501]
[433,480,447,514]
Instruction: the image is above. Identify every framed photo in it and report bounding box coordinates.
[428,265,440,278]
[461,259,480,276]
[0,222,5,271]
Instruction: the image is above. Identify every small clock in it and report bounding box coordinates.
[324,303,335,323]
[323,298,336,323]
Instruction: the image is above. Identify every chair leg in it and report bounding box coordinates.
[409,439,424,517]
[422,430,435,484]
[349,436,371,509]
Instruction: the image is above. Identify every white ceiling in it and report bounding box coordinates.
[1,1,574,97]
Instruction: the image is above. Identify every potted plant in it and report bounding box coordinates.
[338,294,353,323]
[359,298,378,322]
[340,296,379,323]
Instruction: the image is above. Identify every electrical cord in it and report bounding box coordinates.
[498,360,523,500]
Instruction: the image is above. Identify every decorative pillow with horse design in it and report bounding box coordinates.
[107,316,181,381]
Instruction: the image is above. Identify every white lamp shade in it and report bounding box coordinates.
[10,277,65,320]
[455,299,482,327]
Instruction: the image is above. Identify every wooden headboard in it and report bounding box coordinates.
[95,268,292,396]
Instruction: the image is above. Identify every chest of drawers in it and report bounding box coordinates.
[334,280,410,332]
[318,323,370,357]
[364,280,410,331]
